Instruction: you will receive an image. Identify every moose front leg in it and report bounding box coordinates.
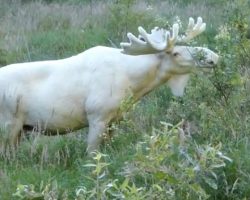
[85,94,121,155]
[87,119,107,155]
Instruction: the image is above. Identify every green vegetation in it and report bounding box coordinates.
[0,0,250,199]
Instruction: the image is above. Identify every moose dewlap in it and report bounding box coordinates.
[0,17,218,154]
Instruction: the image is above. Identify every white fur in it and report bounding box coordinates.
[0,45,219,153]
[167,74,190,96]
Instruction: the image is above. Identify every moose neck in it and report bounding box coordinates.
[125,53,172,101]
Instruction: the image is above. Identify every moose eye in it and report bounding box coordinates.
[173,52,180,57]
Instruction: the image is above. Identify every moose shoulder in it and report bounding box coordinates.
[0,17,219,154]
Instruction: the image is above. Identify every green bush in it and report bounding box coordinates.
[11,123,232,200]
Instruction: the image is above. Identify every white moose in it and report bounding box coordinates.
[0,17,219,154]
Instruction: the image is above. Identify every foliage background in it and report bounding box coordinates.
[0,0,250,199]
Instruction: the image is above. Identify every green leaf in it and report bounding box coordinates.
[152,184,163,192]
[166,175,179,185]
[154,171,167,181]
[203,177,218,190]
[121,178,130,190]
[83,163,96,168]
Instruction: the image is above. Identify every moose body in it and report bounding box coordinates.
[0,17,219,153]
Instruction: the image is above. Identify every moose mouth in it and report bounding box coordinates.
[198,61,217,68]
[197,63,216,73]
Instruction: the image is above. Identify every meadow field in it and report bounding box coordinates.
[0,0,250,199]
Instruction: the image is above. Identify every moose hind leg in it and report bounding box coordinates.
[9,120,23,147]
[0,119,23,149]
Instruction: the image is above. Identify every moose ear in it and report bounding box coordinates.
[167,74,190,96]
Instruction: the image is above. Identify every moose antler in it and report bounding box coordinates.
[177,17,206,43]
[120,17,206,55]
[120,27,169,55]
